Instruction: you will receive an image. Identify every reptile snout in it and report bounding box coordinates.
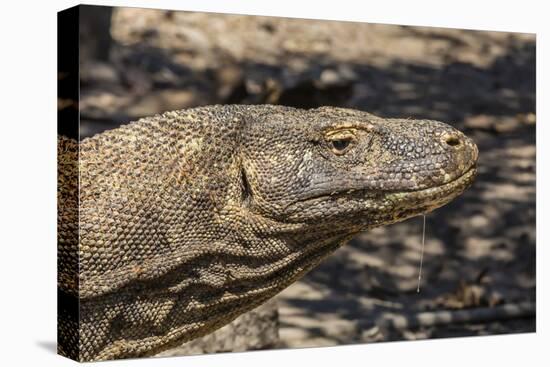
[370,119,479,192]
[440,131,477,158]
[438,129,478,177]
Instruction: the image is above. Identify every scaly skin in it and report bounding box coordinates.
[57,105,478,361]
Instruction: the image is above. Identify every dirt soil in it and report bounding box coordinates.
[76,7,536,350]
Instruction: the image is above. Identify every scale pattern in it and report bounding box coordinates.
[57,105,478,361]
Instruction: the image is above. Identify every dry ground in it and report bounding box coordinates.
[76,7,536,351]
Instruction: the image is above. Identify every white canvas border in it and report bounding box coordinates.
[0,1,544,366]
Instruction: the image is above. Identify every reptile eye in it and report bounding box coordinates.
[330,138,352,154]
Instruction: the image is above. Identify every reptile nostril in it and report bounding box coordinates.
[444,135,461,147]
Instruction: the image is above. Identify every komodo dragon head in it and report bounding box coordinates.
[58,105,478,361]
[240,106,478,229]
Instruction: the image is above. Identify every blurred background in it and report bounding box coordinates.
[70,5,535,355]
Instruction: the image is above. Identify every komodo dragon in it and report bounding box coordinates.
[57,104,478,361]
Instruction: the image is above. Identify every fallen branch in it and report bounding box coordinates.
[377,302,535,330]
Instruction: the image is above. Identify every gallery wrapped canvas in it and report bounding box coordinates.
[57,5,535,362]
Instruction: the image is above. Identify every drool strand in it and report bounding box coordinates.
[416,214,426,293]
